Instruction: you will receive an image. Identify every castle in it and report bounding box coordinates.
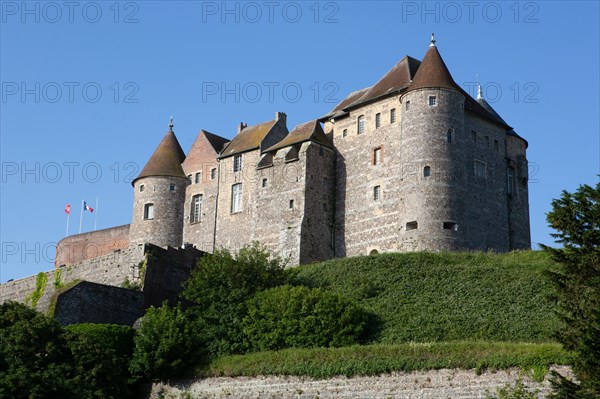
[1,37,530,323]
[55,36,531,267]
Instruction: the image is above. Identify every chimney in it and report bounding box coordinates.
[275,112,287,123]
[238,122,246,134]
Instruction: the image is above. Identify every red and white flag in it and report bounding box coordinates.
[65,204,71,215]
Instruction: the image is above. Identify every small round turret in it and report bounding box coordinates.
[129,118,188,248]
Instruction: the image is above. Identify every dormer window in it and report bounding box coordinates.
[428,96,437,107]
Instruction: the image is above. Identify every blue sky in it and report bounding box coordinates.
[1,1,599,282]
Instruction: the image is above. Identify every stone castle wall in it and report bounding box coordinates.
[1,244,145,313]
[55,224,130,266]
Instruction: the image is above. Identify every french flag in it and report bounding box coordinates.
[83,201,94,213]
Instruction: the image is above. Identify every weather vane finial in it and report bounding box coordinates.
[430,33,436,47]
[169,116,174,131]
[476,75,483,100]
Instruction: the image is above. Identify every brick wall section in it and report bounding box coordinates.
[1,245,145,313]
[182,133,223,253]
[54,281,144,326]
[130,176,187,248]
[55,224,130,266]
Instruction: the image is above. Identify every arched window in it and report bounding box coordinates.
[424,166,431,177]
[357,115,365,134]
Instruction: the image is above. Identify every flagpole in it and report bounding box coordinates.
[94,197,98,231]
[66,213,70,237]
[79,200,84,234]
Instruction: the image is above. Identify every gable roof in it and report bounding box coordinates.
[220,120,276,158]
[182,130,229,173]
[203,130,230,153]
[266,120,331,152]
[132,130,187,185]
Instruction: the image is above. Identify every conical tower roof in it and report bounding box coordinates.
[132,123,187,185]
[406,37,462,93]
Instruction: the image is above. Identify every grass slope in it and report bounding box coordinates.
[294,251,560,343]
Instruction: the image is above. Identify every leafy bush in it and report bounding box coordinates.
[183,242,288,355]
[129,303,205,382]
[65,324,135,398]
[242,285,370,351]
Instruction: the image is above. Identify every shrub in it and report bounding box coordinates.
[65,324,135,398]
[242,285,370,352]
[129,303,205,382]
[183,242,288,355]
[0,302,74,398]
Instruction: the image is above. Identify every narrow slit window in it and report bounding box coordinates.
[210,168,217,180]
[471,130,477,142]
[375,113,381,128]
[494,139,499,152]
[423,166,431,177]
[342,128,348,138]
[195,172,201,184]
[405,100,410,111]
[373,185,381,201]
[390,108,396,123]
[443,222,458,231]
[406,221,418,230]
[447,129,453,143]
[357,115,365,134]
[289,199,294,209]
[374,147,382,165]
[262,178,268,188]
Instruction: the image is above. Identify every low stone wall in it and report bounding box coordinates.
[149,366,573,399]
[0,244,145,313]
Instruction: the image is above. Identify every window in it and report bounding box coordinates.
[373,147,382,165]
[139,184,145,192]
[375,113,381,128]
[195,172,201,184]
[494,139,499,152]
[390,108,396,123]
[423,166,431,177]
[507,167,515,194]
[342,128,348,138]
[447,129,453,143]
[405,101,410,111]
[471,130,477,142]
[187,174,192,183]
[373,185,381,201]
[428,96,437,106]
[485,136,490,147]
[289,199,294,209]
[231,183,242,213]
[169,184,176,192]
[474,160,487,178]
[406,221,418,230]
[233,155,243,172]
[210,168,217,180]
[143,203,154,220]
[190,195,202,223]
[262,178,268,188]
[443,222,458,231]
[357,115,365,134]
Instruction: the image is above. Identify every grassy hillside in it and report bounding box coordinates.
[294,251,560,344]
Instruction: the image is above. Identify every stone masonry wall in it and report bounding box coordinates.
[0,244,145,313]
[330,95,405,258]
[149,366,573,399]
[55,224,130,266]
[506,135,531,249]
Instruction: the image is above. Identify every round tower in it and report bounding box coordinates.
[398,35,467,251]
[129,118,188,248]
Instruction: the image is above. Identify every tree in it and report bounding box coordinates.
[542,181,600,398]
[182,242,288,355]
[129,303,205,382]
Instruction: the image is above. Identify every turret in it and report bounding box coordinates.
[129,118,188,248]
[398,34,467,251]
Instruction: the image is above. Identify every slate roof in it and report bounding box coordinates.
[220,120,276,158]
[477,97,527,147]
[406,45,462,92]
[203,130,230,153]
[266,120,331,152]
[133,130,187,185]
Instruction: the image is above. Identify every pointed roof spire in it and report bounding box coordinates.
[406,36,462,93]
[132,123,187,185]
[430,33,436,47]
[477,84,484,100]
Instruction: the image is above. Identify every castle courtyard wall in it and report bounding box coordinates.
[55,224,130,266]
